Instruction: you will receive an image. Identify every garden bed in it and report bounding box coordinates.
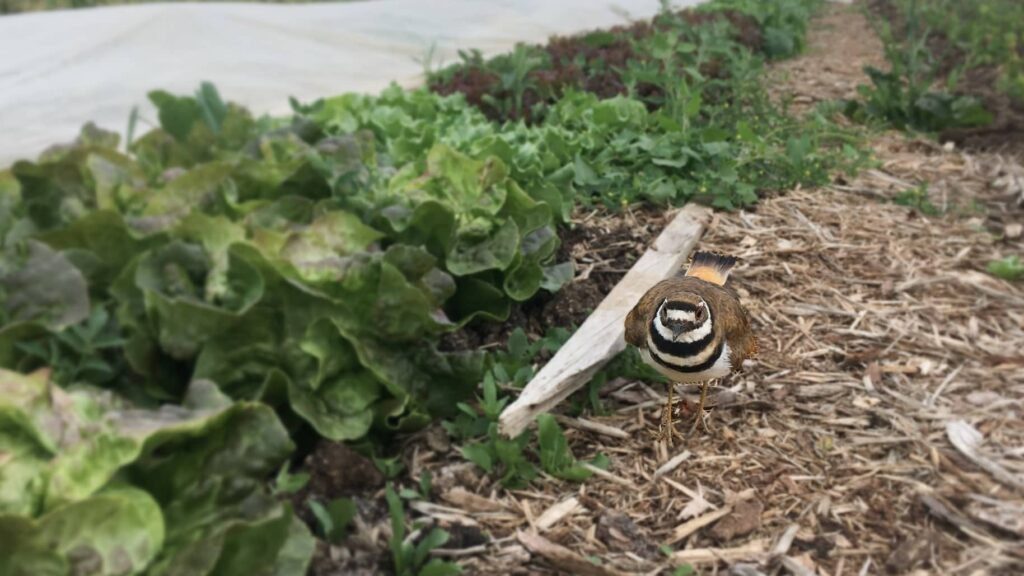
[864,0,1024,154]
[2,1,1023,575]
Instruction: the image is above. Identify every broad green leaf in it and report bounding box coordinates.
[138,163,234,231]
[130,398,299,574]
[413,527,450,568]
[85,151,145,211]
[0,241,89,331]
[277,210,383,274]
[11,127,127,231]
[132,242,264,359]
[461,443,493,472]
[149,90,203,142]
[172,212,247,302]
[0,369,267,515]
[0,487,164,576]
[0,368,310,574]
[308,497,357,544]
[285,322,383,441]
[447,218,519,276]
[37,210,152,289]
[448,276,511,324]
[419,559,463,576]
[270,517,317,576]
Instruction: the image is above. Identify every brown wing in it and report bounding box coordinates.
[694,279,757,366]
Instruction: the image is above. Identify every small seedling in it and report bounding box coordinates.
[987,256,1024,281]
[537,413,594,481]
[400,471,434,501]
[273,462,310,495]
[673,565,696,576]
[386,484,461,576]
[893,185,942,216]
[308,498,357,544]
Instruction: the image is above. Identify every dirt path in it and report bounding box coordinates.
[312,4,1024,575]
[766,1,887,115]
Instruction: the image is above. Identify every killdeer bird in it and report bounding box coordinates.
[624,251,757,443]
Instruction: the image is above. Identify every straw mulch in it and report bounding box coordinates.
[402,164,1023,575]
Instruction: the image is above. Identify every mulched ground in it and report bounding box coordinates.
[303,3,1024,575]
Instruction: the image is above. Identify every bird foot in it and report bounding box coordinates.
[688,407,711,435]
[656,402,685,447]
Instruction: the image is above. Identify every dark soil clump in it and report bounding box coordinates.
[287,441,389,576]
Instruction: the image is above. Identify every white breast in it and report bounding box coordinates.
[639,342,732,383]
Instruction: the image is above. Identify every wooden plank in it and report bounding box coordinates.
[498,204,711,438]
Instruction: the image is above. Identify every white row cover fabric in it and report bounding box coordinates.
[0,0,708,168]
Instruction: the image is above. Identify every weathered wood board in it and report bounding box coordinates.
[498,204,712,437]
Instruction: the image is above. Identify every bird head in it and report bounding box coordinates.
[656,295,709,341]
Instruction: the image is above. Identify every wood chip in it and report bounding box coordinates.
[771,524,801,556]
[536,497,582,531]
[554,414,630,439]
[946,420,1024,492]
[582,463,637,489]
[780,555,817,576]
[654,449,693,479]
[666,505,733,545]
[709,500,764,541]
[671,538,769,564]
[441,487,507,513]
[517,530,627,576]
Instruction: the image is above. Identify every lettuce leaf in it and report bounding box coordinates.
[0,368,312,575]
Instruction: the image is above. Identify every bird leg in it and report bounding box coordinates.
[689,380,711,434]
[658,382,684,445]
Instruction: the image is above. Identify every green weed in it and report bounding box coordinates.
[444,328,608,487]
[308,498,358,544]
[273,462,311,496]
[892,184,942,216]
[912,0,1024,103]
[398,471,434,502]
[673,564,696,576]
[844,0,994,132]
[987,255,1024,281]
[386,484,462,576]
[15,306,125,388]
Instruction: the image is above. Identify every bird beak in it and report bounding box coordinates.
[670,323,687,340]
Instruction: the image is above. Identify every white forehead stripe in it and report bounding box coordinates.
[666,309,696,322]
[654,300,711,342]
